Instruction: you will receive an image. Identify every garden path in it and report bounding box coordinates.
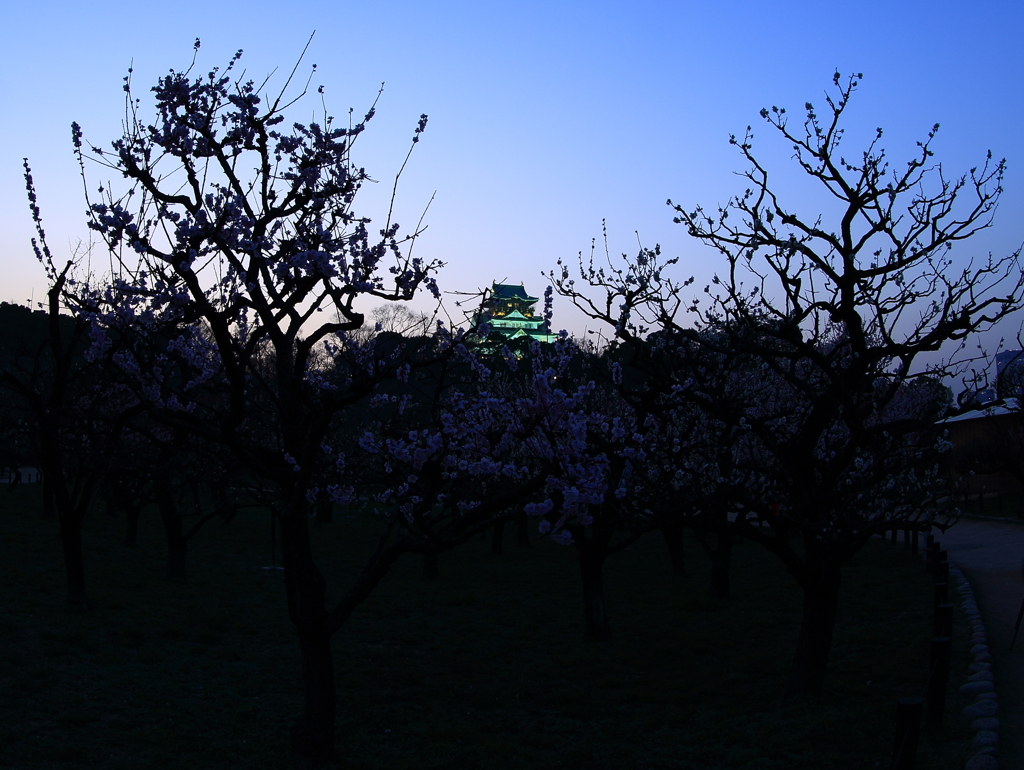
[933,517,1024,768]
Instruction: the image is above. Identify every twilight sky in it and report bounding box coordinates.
[3,0,1023,353]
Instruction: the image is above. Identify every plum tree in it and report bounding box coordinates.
[552,72,1024,696]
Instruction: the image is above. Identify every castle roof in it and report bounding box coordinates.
[491,282,538,304]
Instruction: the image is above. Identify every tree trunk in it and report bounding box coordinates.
[422,552,439,581]
[708,529,735,600]
[278,501,338,769]
[41,452,96,609]
[785,563,842,697]
[188,478,203,517]
[578,533,612,639]
[491,520,504,555]
[660,522,687,576]
[105,486,119,517]
[315,495,333,526]
[157,479,187,580]
[41,478,56,521]
[516,513,530,547]
[59,508,91,609]
[292,625,337,770]
[123,502,141,547]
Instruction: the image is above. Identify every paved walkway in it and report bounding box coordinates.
[932,517,1024,767]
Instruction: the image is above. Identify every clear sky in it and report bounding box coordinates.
[3,0,1023,354]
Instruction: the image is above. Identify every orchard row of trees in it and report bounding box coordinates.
[8,44,1023,768]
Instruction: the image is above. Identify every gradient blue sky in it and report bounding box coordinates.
[3,0,1023,350]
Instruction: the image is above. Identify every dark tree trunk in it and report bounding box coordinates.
[292,625,337,769]
[157,479,187,580]
[516,513,530,547]
[786,562,842,697]
[188,478,203,516]
[422,552,439,581]
[208,482,235,524]
[708,529,735,600]
[41,478,56,521]
[41,451,97,609]
[279,501,338,770]
[491,520,504,555]
[59,508,91,609]
[105,487,119,517]
[578,532,612,639]
[316,495,333,526]
[660,522,687,576]
[122,501,141,547]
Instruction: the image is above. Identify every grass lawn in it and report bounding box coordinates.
[0,485,975,769]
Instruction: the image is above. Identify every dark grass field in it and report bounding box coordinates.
[0,485,976,769]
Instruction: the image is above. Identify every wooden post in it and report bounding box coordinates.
[933,603,953,638]
[933,582,948,607]
[891,696,924,770]
[926,636,951,731]
[935,553,949,585]
[925,542,938,577]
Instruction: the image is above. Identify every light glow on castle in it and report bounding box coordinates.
[475,282,556,344]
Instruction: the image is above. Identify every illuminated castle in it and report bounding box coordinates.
[475,282,556,344]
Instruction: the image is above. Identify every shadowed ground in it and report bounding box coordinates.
[0,485,977,769]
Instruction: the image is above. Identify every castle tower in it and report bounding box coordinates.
[474,282,555,344]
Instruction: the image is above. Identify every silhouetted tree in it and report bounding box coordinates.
[553,72,1024,696]
[39,41,560,768]
[0,267,110,608]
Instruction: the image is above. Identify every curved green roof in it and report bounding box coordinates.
[491,282,538,304]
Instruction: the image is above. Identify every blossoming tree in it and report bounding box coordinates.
[40,40,551,768]
[552,73,1024,696]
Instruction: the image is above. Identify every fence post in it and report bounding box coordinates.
[891,696,925,770]
[933,603,953,638]
[933,582,948,607]
[935,552,949,585]
[926,636,951,731]
[925,542,938,577]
